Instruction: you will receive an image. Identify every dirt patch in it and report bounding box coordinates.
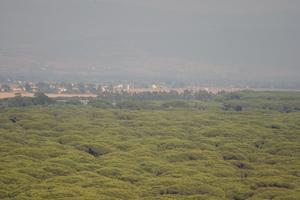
[0,92,97,99]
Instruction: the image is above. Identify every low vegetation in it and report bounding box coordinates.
[0,91,300,199]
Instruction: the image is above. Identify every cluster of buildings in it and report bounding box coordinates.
[0,81,241,95]
[0,83,28,93]
[0,81,132,94]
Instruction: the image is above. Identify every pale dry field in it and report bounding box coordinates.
[0,92,97,99]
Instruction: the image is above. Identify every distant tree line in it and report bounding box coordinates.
[1,90,299,113]
[88,99,201,110]
[0,92,55,108]
[97,90,214,101]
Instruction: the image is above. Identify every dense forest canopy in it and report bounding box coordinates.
[0,91,300,199]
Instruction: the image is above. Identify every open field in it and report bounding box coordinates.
[0,91,300,199]
[0,92,97,99]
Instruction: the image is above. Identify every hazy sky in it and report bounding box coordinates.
[0,0,299,84]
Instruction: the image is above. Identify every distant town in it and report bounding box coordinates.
[0,80,243,99]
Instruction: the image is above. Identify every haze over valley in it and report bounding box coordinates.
[1,0,299,88]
